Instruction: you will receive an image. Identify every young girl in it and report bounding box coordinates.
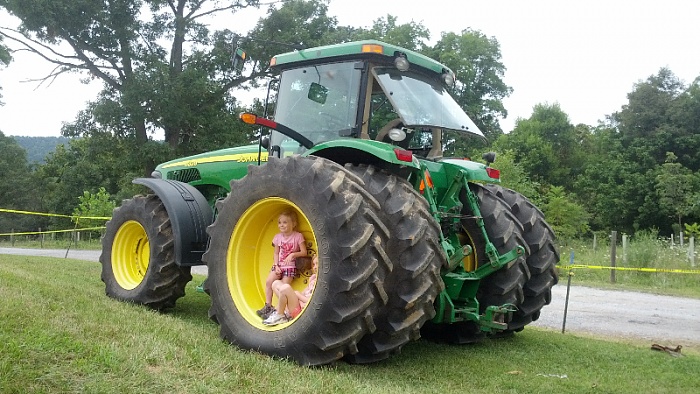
[256,209,307,319]
[263,255,318,326]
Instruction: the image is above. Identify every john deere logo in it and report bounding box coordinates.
[162,152,269,168]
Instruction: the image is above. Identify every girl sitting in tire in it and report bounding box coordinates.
[256,209,307,319]
[263,255,318,326]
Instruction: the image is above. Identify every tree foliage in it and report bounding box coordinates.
[0,0,267,175]
[4,2,699,241]
[72,187,115,231]
[613,68,700,172]
[0,33,10,103]
[542,186,590,241]
[493,103,587,190]
[0,34,9,65]
[490,150,541,206]
[655,152,700,232]
[0,130,37,232]
[11,136,69,163]
[350,14,430,51]
[429,29,512,140]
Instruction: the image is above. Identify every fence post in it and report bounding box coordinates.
[562,251,575,334]
[40,228,44,248]
[610,231,617,284]
[680,231,684,247]
[690,237,696,268]
[11,229,15,246]
[622,234,628,266]
[671,234,675,247]
[593,233,597,254]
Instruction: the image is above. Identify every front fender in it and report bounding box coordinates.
[133,178,213,266]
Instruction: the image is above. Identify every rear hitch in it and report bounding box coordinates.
[480,303,517,332]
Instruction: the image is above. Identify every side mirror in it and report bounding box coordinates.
[232,47,247,70]
[260,135,270,150]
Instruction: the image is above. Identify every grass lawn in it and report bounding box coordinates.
[1,254,699,393]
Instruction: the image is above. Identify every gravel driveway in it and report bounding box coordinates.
[2,247,698,348]
[531,282,700,348]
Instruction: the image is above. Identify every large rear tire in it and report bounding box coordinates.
[485,185,559,331]
[423,183,529,343]
[465,184,530,321]
[344,164,446,363]
[203,156,391,366]
[100,195,192,310]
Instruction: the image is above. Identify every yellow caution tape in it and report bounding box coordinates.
[0,208,111,220]
[557,264,700,275]
[0,227,106,236]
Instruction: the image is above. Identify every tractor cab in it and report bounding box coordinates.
[265,40,484,159]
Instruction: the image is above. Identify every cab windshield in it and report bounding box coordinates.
[372,68,484,137]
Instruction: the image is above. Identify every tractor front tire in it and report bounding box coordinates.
[203,156,392,366]
[100,195,192,310]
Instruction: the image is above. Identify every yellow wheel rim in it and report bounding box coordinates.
[459,229,479,272]
[111,220,150,290]
[227,197,316,330]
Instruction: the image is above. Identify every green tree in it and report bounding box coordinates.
[36,134,137,217]
[72,187,115,235]
[0,0,274,176]
[542,186,590,240]
[668,76,700,171]
[0,35,9,65]
[655,152,700,233]
[429,29,512,140]
[0,34,10,103]
[613,68,700,172]
[0,131,37,232]
[573,126,638,233]
[351,14,430,51]
[493,103,587,190]
[490,149,542,206]
[581,68,700,235]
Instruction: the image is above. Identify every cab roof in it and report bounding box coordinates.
[270,40,452,76]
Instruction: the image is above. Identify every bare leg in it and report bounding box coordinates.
[264,271,280,305]
[271,281,301,315]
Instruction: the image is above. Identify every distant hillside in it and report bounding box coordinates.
[12,136,70,164]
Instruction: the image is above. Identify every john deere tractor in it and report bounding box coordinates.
[100,40,559,366]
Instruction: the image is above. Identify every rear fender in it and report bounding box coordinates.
[133,178,213,267]
[305,139,421,171]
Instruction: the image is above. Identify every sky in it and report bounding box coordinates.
[1,0,699,137]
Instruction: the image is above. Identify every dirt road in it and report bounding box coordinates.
[2,247,698,348]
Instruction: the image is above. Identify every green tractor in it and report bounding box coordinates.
[100,40,559,366]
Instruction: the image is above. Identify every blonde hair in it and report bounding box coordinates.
[279,209,299,229]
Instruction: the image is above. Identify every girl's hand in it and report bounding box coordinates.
[274,265,282,275]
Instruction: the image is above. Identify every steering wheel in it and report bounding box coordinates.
[375,118,404,142]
